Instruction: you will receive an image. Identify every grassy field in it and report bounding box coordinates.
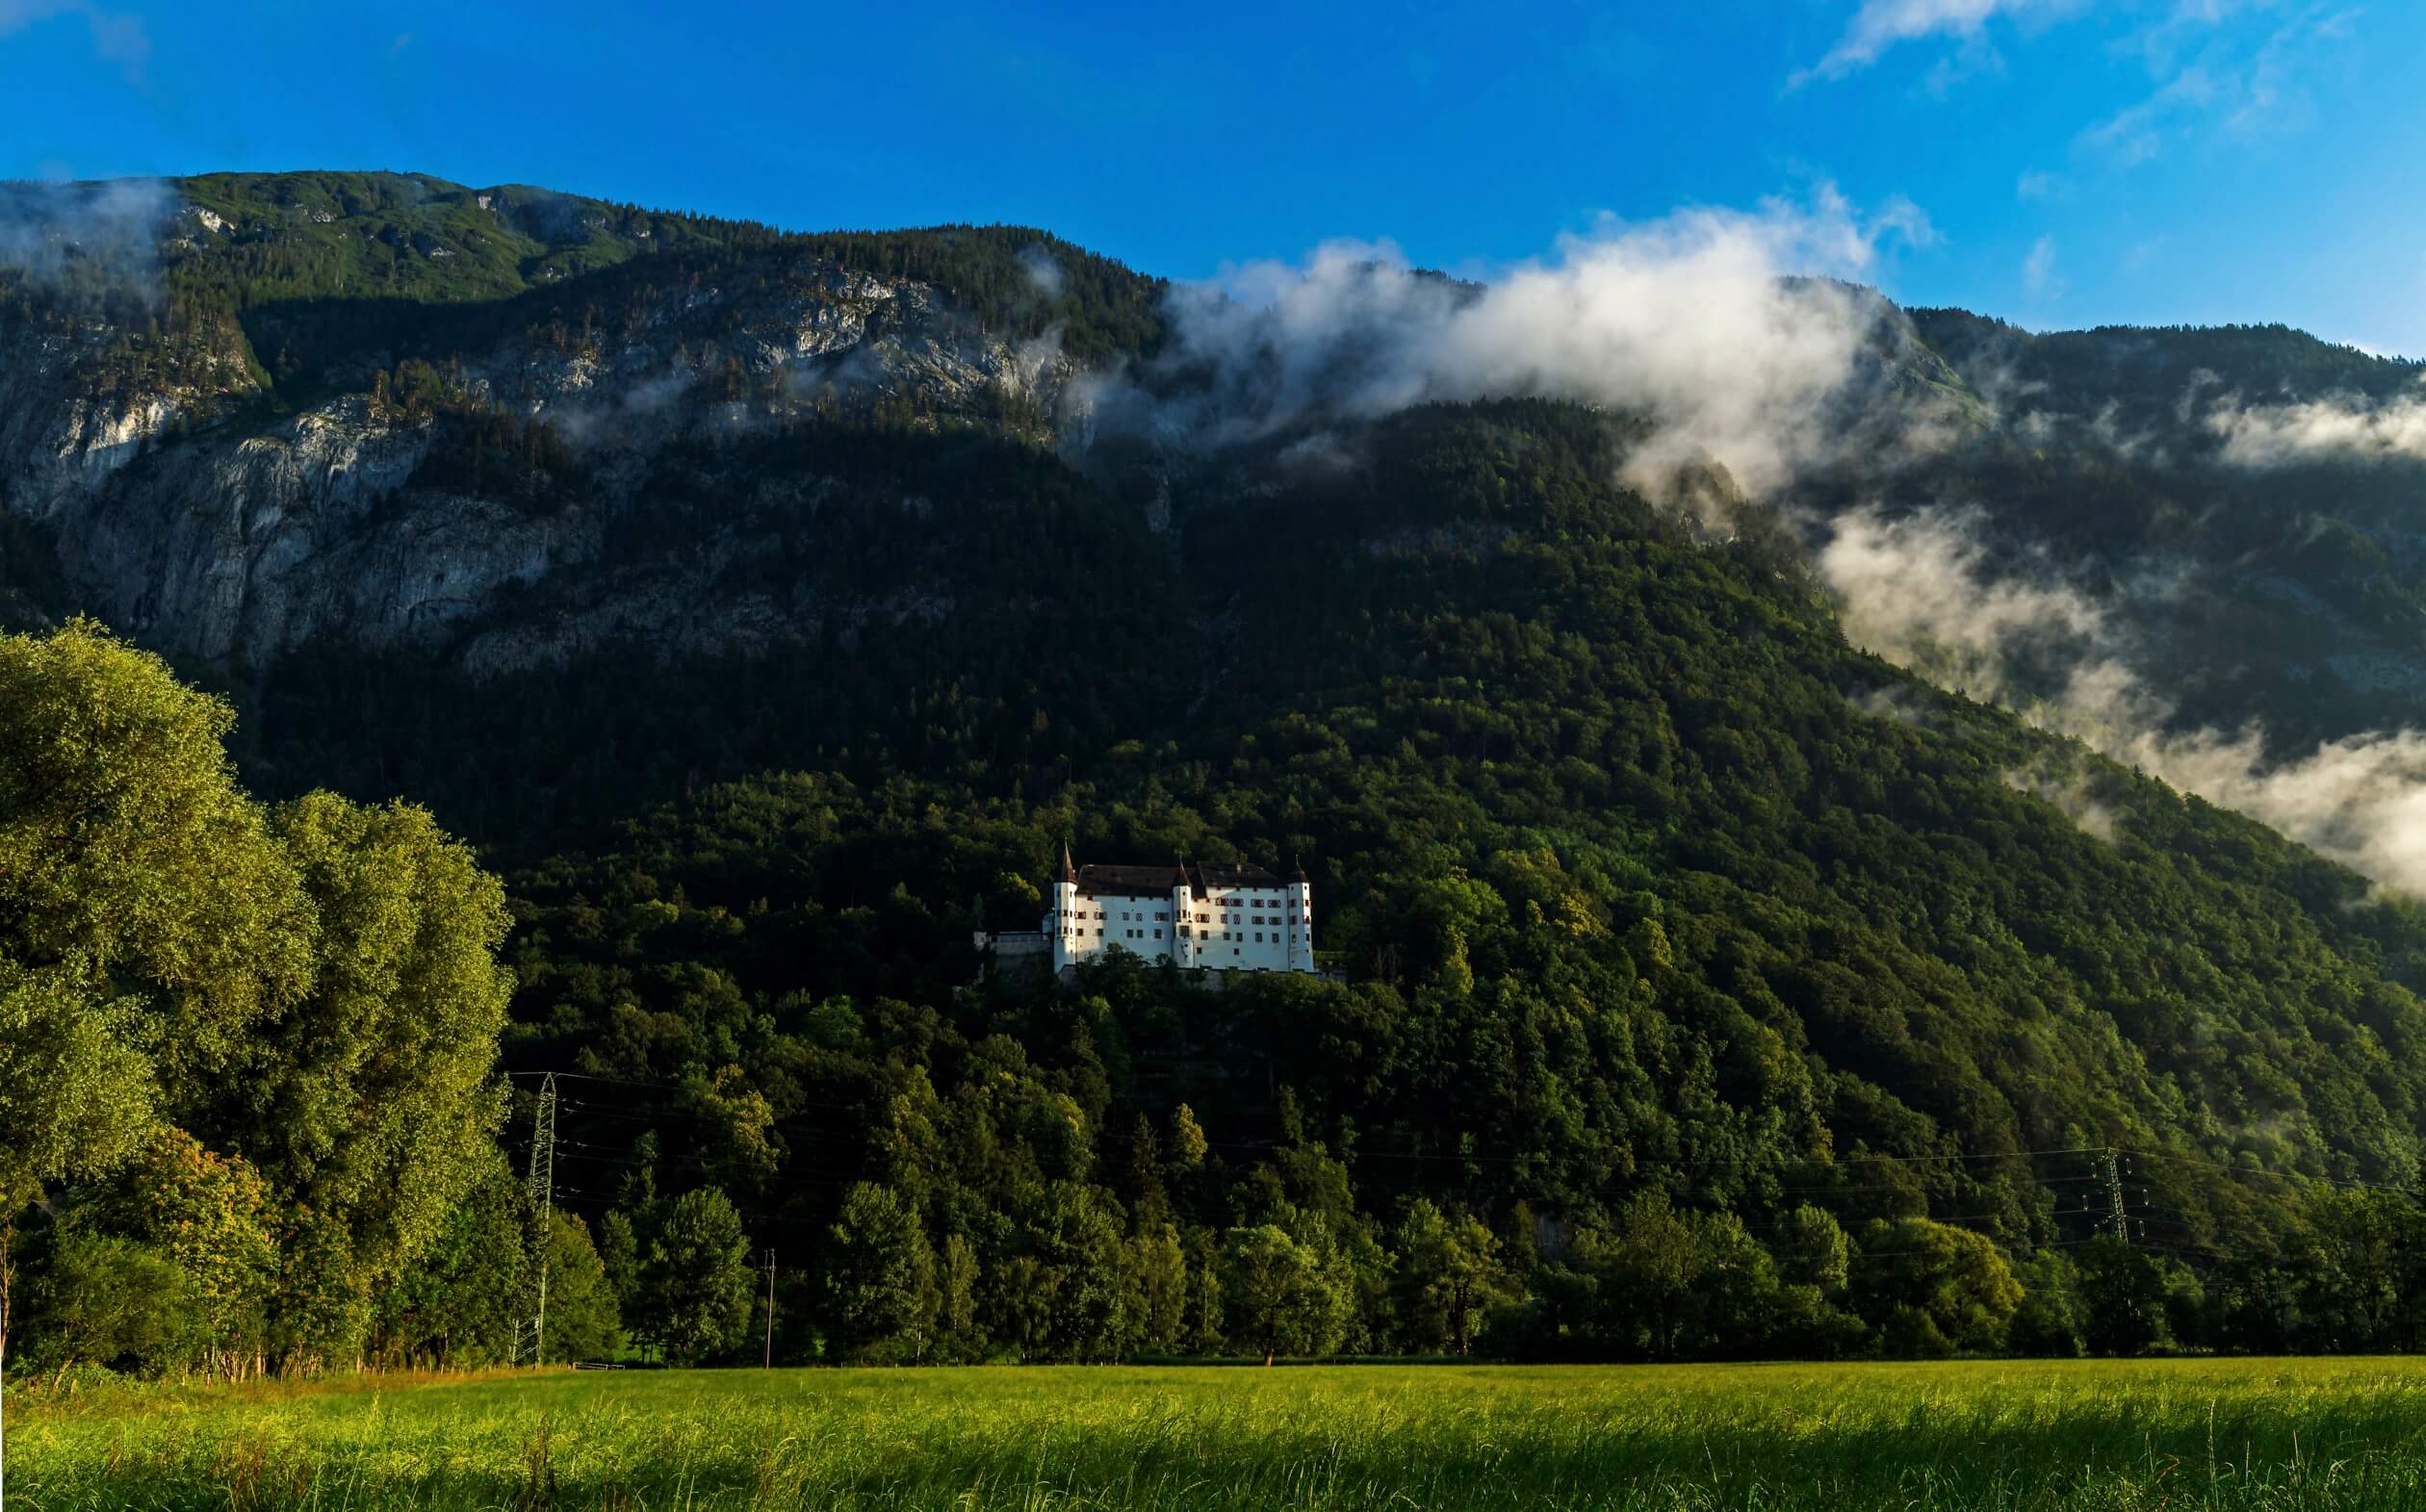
[12,1358,2426,1510]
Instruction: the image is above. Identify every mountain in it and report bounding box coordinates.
[0,172,1163,679]
[11,171,2426,1363]
[1823,312,2426,752]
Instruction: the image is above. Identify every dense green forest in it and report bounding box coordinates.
[12,175,2426,1375]
[15,396,2426,1375]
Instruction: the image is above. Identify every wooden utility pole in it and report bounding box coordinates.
[762,1248,777,1369]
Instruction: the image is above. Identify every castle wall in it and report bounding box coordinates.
[1036,859,1316,976]
[1059,888,1184,968]
[1181,882,1312,972]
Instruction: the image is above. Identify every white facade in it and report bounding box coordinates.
[1043,851,1316,975]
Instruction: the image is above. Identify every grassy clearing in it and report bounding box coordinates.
[11,1358,2426,1510]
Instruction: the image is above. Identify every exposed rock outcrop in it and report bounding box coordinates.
[1,239,1086,674]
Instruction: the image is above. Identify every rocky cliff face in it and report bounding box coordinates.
[0,226,1089,671]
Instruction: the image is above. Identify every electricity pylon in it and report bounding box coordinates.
[526,1073,557,1365]
[2103,1146,2130,1243]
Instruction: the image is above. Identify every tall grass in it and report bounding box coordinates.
[13,1358,2426,1510]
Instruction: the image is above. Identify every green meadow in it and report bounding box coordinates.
[13,1358,2426,1511]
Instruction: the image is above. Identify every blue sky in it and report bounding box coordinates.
[5,0,2423,352]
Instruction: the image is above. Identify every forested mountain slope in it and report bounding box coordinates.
[1825,313,2426,753]
[472,397,2426,1360]
[10,174,2426,1367]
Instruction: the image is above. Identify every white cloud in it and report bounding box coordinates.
[2082,5,2360,166]
[0,177,174,295]
[1794,0,2079,85]
[0,0,149,87]
[1076,188,1936,502]
[2207,391,2426,466]
[2120,237,2167,275]
[1794,0,2359,183]
[1821,510,2105,702]
[2005,764,2119,840]
[2080,64,2221,165]
[1017,243,1067,298]
[2015,169,2070,201]
[2023,235,2064,298]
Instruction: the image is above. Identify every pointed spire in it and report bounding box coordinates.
[1058,841,1078,885]
[1294,856,1311,884]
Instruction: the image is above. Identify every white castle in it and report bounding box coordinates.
[978,846,1318,976]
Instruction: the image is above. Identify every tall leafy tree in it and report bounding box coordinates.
[1394,1199,1507,1354]
[633,1188,753,1365]
[368,1148,528,1368]
[208,793,514,1320]
[2072,1237,2170,1357]
[1850,1218,2025,1355]
[1220,1225,1346,1365]
[0,621,313,1388]
[820,1182,938,1363]
[538,1213,623,1363]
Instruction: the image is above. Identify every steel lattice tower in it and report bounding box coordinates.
[525,1073,557,1364]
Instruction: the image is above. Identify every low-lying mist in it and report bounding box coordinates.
[1820,507,2426,896]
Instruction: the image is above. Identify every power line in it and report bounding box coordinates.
[504,1070,2426,1267]
[2122,1146,2421,1195]
[511,1071,2111,1174]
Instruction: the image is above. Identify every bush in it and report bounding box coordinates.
[20,1232,204,1375]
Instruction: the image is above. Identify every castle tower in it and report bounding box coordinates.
[1179,859,1213,970]
[1051,841,1079,973]
[1173,870,1196,968]
[1290,859,1315,971]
